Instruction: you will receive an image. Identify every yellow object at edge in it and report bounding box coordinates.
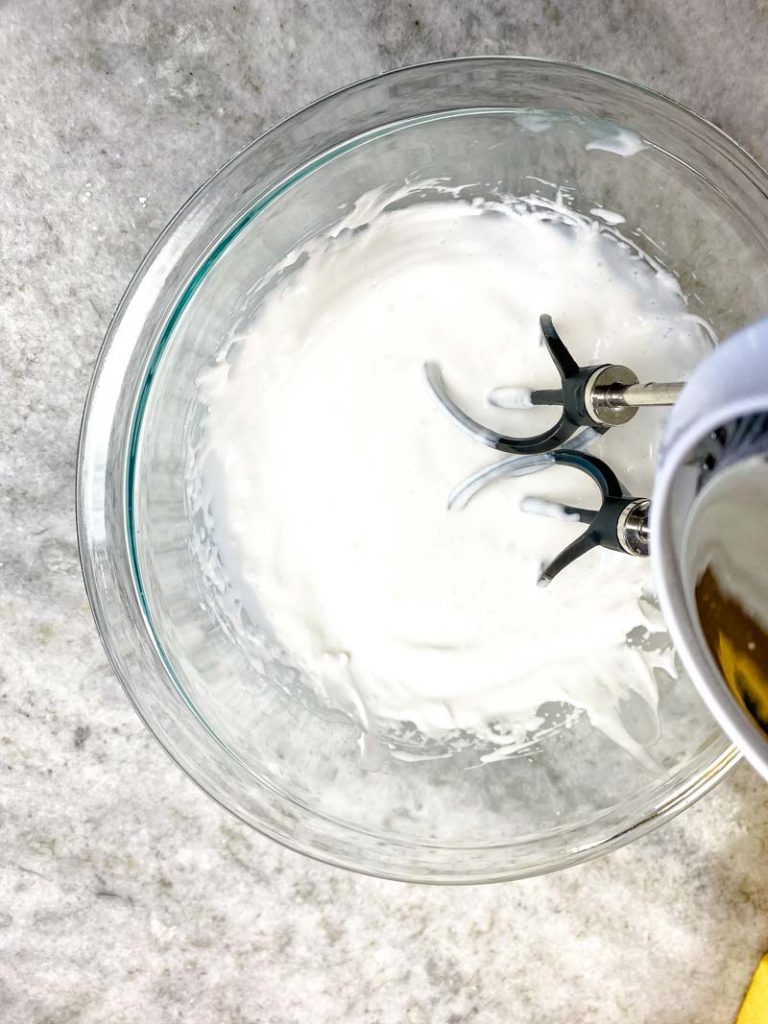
[736,955,768,1024]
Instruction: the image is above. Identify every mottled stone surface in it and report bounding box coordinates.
[2,1,768,1021]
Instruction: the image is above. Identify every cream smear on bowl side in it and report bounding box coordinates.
[191,185,715,767]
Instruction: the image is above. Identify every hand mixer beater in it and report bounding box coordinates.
[425,314,685,584]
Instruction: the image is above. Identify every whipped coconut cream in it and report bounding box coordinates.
[192,187,714,765]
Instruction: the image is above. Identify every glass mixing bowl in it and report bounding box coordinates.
[77,58,768,883]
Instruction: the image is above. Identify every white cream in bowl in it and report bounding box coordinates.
[192,187,714,765]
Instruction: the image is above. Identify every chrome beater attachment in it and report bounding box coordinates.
[426,314,683,456]
[424,313,676,583]
[519,450,650,585]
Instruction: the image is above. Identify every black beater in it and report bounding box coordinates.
[425,314,679,582]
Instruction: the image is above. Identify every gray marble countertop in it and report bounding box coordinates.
[3,1,768,1021]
